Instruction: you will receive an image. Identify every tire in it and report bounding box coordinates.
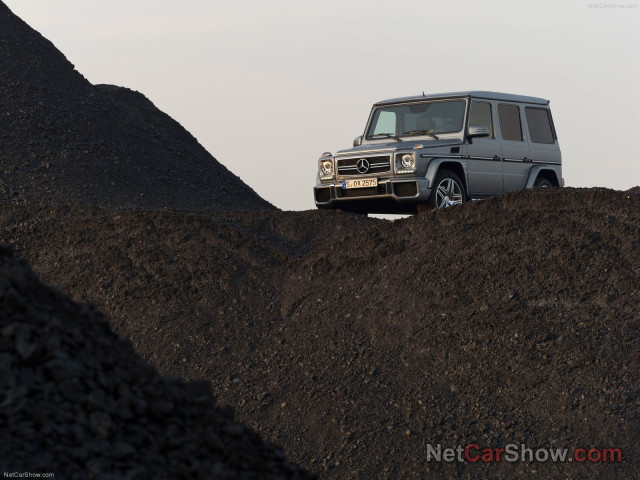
[428,169,466,209]
[534,177,553,188]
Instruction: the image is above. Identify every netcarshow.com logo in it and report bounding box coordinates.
[427,443,623,463]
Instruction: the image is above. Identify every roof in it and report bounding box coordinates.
[374,91,550,106]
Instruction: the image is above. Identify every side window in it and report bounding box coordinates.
[469,101,494,138]
[525,107,555,144]
[498,104,522,141]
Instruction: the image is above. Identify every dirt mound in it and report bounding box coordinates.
[0,1,272,211]
[0,245,313,479]
[625,186,640,199]
[2,3,638,479]
[3,187,638,479]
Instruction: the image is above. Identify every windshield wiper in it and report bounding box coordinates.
[369,133,402,142]
[402,129,439,140]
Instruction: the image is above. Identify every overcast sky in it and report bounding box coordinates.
[5,0,639,210]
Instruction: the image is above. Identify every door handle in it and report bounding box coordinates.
[493,155,501,161]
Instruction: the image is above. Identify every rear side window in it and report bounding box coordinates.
[525,107,555,144]
[498,104,522,141]
[469,101,494,138]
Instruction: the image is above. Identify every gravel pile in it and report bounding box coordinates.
[0,1,272,212]
[0,245,313,479]
[625,186,640,199]
[3,187,638,480]
[1,2,639,479]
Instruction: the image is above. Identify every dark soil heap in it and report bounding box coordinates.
[1,2,639,479]
[0,245,313,479]
[625,186,640,199]
[3,188,639,480]
[0,1,272,211]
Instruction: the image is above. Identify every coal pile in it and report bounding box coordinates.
[3,187,639,480]
[2,2,639,479]
[0,245,313,479]
[625,186,640,199]
[0,1,272,211]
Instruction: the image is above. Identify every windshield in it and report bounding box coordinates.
[366,99,466,140]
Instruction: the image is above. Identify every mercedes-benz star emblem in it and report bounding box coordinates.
[356,158,370,174]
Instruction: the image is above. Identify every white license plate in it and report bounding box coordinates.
[342,178,378,189]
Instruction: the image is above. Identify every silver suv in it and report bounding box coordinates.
[314,91,562,214]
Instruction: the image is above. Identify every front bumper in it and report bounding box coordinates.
[314,177,431,214]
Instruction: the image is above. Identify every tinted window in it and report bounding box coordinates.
[525,107,555,144]
[498,104,522,141]
[469,101,494,137]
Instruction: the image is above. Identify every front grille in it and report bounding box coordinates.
[337,156,391,176]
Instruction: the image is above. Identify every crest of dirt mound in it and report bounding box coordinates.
[0,2,273,211]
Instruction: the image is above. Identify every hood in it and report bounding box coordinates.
[336,138,463,157]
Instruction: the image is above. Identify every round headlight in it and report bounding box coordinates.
[321,160,334,175]
[401,154,415,169]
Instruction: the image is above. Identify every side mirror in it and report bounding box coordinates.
[467,125,490,138]
[353,135,363,147]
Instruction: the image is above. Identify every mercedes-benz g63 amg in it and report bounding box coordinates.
[314,91,562,214]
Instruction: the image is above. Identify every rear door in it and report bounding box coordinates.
[498,103,530,192]
[465,100,502,196]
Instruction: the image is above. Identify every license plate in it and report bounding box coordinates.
[342,178,378,189]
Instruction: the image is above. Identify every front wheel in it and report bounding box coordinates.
[428,170,466,209]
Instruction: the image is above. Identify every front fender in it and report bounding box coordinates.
[424,158,467,189]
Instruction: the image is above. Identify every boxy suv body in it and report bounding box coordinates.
[314,91,562,214]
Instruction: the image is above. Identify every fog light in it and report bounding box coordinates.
[401,154,415,169]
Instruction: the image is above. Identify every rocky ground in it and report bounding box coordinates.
[2,187,639,480]
[0,245,313,479]
[1,2,639,479]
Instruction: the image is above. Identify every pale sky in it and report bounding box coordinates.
[5,0,640,210]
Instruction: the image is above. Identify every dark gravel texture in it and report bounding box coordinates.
[2,2,639,479]
[0,1,272,212]
[0,245,314,479]
[2,187,639,480]
[624,186,640,199]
